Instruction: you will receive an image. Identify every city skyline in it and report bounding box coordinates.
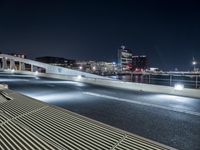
[0,0,200,70]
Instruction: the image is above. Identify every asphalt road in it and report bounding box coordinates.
[0,72,200,150]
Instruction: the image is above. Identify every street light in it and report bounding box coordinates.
[192,57,197,71]
[192,61,197,65]
[79,66,83,70]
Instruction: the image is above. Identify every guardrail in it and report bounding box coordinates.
[2,70,200,98]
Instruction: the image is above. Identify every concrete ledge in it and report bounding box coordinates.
[3,70,200,99]
[74,77,199,98]
[0,84,8,89]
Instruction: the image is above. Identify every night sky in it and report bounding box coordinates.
[0,0,200,71]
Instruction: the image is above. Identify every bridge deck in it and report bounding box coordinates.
[0,89,175,150]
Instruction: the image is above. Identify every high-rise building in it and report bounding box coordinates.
[118,46,133,71]
[132,55,147,71]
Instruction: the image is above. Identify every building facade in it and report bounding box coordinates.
[76,60,117,75]
[118,46,133,71]
[132,55,147,71]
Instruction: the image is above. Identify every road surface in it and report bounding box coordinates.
[0,72,200,150]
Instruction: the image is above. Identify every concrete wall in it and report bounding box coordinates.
[3,70,200,99]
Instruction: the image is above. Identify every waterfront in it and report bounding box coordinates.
[110,73,200,89]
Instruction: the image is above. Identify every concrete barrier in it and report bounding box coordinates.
[0,84,8,89]
[3,70,200,99]
[74,77,199,98]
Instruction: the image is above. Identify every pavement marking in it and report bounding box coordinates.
[83,92,200,117]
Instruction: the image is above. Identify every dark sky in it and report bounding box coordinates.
[0,0,200,70]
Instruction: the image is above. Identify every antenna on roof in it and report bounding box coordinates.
[121,45,125,49]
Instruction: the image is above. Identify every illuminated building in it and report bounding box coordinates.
[118,46,133,71]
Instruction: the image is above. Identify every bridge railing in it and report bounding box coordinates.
[115,73,200,89]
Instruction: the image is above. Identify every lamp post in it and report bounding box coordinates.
[192,57,197,72]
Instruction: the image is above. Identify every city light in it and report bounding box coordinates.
[174,84,184,90]
[79,66,83,70]
[192,57,197,71]
[192,61,197,65]
[0,1,199,149]
[35,71,39,75]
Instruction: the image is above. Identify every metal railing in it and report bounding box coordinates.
[117,74,200,89]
